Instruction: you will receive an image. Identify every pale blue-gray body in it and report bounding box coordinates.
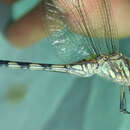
[1,53,129,86]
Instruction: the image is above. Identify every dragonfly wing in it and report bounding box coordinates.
[40,0,120,63]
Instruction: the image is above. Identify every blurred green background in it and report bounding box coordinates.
[0,0,130,130]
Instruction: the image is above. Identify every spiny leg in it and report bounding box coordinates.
[128,86,130,93]
[120,85,130,114]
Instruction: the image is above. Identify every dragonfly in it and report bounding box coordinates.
[0,0,130,113]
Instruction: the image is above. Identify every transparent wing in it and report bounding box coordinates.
[40,0,119,63]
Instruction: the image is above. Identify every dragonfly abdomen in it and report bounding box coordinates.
[0,60,69,72]
[65,63,98,77]
[0,59,98,77]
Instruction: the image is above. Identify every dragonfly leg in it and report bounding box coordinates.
[120,85,130,114]
[128,86,130,93]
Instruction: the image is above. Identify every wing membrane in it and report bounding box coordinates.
[41,0,119,63]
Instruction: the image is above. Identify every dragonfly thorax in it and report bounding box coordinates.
[66,53,130,86]
[96,53,130,86]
